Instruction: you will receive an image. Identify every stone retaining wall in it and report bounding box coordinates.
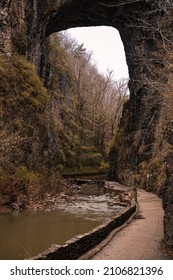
[32,203,136,260]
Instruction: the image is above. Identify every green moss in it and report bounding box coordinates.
[99,161,109,172]
[14,166,37,183]
[0,54,48,97]
[0,53,52,183]
[0,53,49,131]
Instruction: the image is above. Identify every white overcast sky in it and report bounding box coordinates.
[67,26,129,81]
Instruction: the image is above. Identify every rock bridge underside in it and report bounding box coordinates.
[1,0,173,246]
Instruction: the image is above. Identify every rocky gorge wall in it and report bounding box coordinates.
[1,0,173,246]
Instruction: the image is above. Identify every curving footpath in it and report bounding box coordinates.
[91,189,171,260]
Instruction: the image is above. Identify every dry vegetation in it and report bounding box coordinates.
[0,32,128,212]
[0,54,65,212]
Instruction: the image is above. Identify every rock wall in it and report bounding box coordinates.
[1,0,173,246]
[0,0,12,55]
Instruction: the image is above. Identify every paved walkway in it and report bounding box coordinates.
[92,189,170,260]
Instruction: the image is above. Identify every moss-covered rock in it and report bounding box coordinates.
[0,53,63,209]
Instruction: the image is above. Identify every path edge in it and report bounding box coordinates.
[79,206,138,260]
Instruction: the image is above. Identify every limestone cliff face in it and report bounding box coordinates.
[1,0,173,246]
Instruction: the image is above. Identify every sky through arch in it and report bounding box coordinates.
[66,26,129,81]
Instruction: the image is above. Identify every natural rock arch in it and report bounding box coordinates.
[43,0,173,246]
[1,0,173,246]
[40,0,171,182]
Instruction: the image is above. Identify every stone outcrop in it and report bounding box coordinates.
[1,0,173,246]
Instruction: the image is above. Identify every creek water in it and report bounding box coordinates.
[0,194,121,260]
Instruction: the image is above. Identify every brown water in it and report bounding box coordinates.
[0,195,121,260]
[0,210,101,260]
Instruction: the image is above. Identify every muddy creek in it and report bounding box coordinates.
[0,192,122,259]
